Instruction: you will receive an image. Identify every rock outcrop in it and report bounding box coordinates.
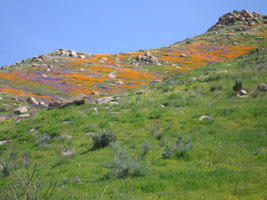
[208,10,267,32]
[50,49,89,58]
[131,51,159,65]
[48,96,86,109]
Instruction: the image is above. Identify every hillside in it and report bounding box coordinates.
[0,10,267,200]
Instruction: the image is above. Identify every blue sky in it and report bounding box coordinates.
[0,0,266,66]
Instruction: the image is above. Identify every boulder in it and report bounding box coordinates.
[96,97,114,104]
[70,50,78,58]
[133,52,158,65]
[79,55,86,59]
[27,97,39,106]
[14,107,28,114]
[237,90,248,97]
[136,90,145,95]
[40,101,48,107]
[180,53,187,57]
[199,115,212,121]
[108,72,116,79]
[257,84,267,91]
[91,91,100,96]
[48,96,86,109]
[0,97,2,100]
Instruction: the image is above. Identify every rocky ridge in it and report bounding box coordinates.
[208,10,267,32]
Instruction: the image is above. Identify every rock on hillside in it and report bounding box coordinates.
[208,10,267,32]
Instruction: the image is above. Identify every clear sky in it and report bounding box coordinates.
[0,0,266,66]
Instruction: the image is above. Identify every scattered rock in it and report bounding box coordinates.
[217,70,228,74]
[14,107,28,114]
[62,150,74,157]
[115,81,124,85]
[27,97,39,106]
[85,132,96,136]
[0,117,6,122]
[109,102,119,105]
[15,119,22,123]
[60,135,73,139]
[256,37,264,40]
[237,90,248,97]
[29,128,36,133]
[0,140,8,146]
[19,114,31,119]
[257,84,267,91]
[91,91,99,96]
[199,116,212,121]
[108,72,117,79]
[96,97,114,104]
[136,90,145,95]
[180,53,187,57]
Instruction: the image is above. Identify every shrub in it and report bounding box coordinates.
[233,81,242,92]
[174,134,192,158]
[162,134,192,159]
[151,118,163,140]
[162,145,172,159]
[92,129,116,149]
[107,142,151,178]
[2,151,57,200]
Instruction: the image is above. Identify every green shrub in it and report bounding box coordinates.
[162,134,192,159]
[92,129,116,149]
[233,81,242,92]
[162,145,172,159]
[107,142,151,178]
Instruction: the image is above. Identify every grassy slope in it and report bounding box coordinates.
[0,44,266,200]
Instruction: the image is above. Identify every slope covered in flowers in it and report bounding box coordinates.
[0,23,266,103]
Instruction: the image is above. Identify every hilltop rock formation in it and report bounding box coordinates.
[208,10,267,32]
[50,49,89,58]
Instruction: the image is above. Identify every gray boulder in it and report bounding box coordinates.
[199,115,212,121]
[257,84,267,91]
[27,97,39,106]
[14,107,28,114]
